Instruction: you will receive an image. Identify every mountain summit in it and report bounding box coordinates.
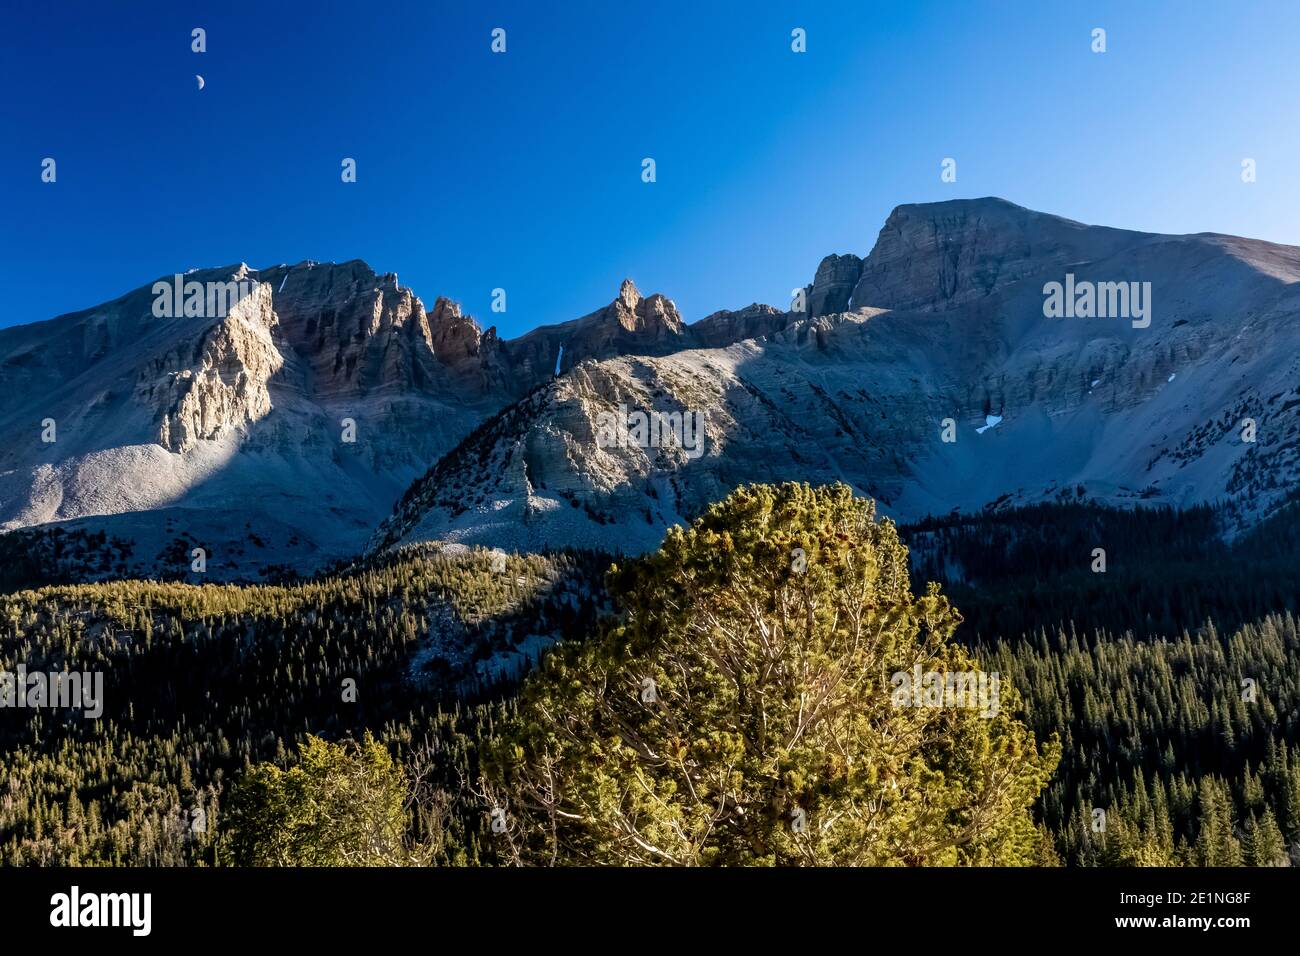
[5,199,1300,577]
[0,256,788,576]
[373,199,1300,556]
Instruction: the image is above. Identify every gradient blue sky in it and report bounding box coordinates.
[2,0,1298,337]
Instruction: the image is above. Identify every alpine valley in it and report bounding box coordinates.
[5,199,1300,870]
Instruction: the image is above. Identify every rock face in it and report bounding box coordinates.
[851,198,1148,312]
[374,199,1300,556]
[7,197,1300,577]
[0,260,505,577]
[136,279,281,453]
[807,253,863,316]
[503,279,692,380]
[251,261,512,400]
[691,303,789,348]
[427,296,504,391]
[369,309,911,556]
[0,261,791,578]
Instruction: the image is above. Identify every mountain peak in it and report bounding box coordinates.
[618,278,642,309]
[808,253,864,316]
[853,196,1149,312]
[597,279,683,337]
[888,195,1041,218]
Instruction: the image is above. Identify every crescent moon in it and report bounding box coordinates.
[196,74,205,90]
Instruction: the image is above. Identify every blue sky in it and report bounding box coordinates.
[2,0,1298,336]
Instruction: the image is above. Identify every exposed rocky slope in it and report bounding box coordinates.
[0,260,503,577]
[0,261,797,578]
[373,198,1300,556]
[6,197,1300,577]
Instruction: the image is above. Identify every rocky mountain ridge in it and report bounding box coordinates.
[373,198,1300,556]
[5,197,1300,578]
[0,251,802,577]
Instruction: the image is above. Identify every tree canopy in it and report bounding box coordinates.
[224,733,418,866]
[485,482,1059,865]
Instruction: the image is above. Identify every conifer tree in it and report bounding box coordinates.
[224,733,418,866]
[1245,808,1288,867]
[486,483,1059,866]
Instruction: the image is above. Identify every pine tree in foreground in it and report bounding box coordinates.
[484,482,1060,866]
